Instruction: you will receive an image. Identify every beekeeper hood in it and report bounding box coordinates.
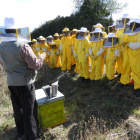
[92,23,105,32]
[108,22,119,33]
[123,18,140,36]
[76,27,89,40]
[90,28,104,42]
[47,35,53,43]
[0,17,31,42]
[103,33,118,47]
[116,14,131,30]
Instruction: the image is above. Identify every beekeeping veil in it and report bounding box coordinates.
[123,18,140,36]
[90,28,104,42]
[108,22,119,33]
[47,35,54,43]
[116,14,132,31]
[76,27,89,40]
[0,17,31,43]
[103,33,118,47]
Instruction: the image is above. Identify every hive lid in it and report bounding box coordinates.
[35,89,65,106]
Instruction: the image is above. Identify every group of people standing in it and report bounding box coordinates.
[31,13,140,97]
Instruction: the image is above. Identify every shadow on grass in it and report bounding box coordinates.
[35,63,140,139]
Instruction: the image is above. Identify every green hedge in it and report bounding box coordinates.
[31,0,113,39]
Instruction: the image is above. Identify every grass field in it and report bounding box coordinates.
[0,63,140,140]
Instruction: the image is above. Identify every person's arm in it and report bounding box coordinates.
[21,44,46,70]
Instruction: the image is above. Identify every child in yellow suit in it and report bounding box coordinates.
[104,33,120,84]
[49,42,60,69]
[89,28,105,83]
[53,33,62,67]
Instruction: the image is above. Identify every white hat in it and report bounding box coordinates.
[122,14,130,19]
[47,35,53,38]
[78,27,87,32]
[37,36,44,39]
[91,28,103,34]
[109,22,119,27]
[0,17,26,29]
[130,18,140,24]
[93,23,103,28]
[107,33,118,38]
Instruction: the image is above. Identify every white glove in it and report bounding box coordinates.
[114,49,120,57]
[85,53,90,57]
[42,48,47,52]
[74,53,78,57]
[129,42,140,50]
[96,48,104,56]
[47,51,51,55]
[38,52,46,60]
[56,51,60,55]
[60,44,62,51]
[36,47,40,51]
[88,48,92,55]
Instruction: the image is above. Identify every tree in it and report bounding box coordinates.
[73,0,127,15]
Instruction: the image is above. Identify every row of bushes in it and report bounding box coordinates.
[31,0,113,39]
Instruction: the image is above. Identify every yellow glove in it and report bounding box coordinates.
[60,50,63,56]
[112,56,117,64]
[90,54,94,59]
[75,57,79,63]
[84,57,88,63]
[92,55,97,60]
[121,42,128,47]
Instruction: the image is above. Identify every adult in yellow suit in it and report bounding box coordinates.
[119,18,140,97]
[31,39,37,56]
[103,33,120,84]
[39,37,48,63]
[71,29,77,66]
[89,28,105,83]
[47,35,53,66]
[60,27,72,73]
[49,42,59,69]
[116,14,131,77]
[74,27,90,82]
[53,33,62,67]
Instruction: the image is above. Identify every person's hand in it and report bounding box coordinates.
[121,42,128,46]
[92,55,97,60]
[38,52,46,60]
[90,54,94,59]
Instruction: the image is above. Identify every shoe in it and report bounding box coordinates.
[117,74,121,78]
[136,89,140,97]
[84,79,90,83]
[79,77,85,81]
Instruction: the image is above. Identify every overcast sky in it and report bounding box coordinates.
[0,0,139,32]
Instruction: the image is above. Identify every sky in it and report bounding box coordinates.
[0,0,140,32]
